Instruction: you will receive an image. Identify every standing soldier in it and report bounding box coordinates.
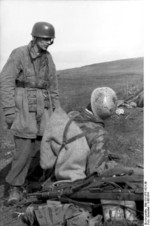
[0,22,60,204]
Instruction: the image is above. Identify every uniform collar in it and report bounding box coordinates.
[84,108,104,126]
[28,41,43,59]
[85,108,93,115]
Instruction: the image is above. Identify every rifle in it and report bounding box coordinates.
[27,188,143,202]
[27,173,143,202]
[124,88,143,104]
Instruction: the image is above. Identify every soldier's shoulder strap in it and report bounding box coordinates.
[59,115,99,152]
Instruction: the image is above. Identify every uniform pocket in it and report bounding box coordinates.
[15,87,23,110]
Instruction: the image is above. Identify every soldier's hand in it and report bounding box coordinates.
[5,114,15,128]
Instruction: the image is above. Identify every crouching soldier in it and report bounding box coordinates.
[0,22,60,205]
[40,87,118,182]
[68,87,118,176]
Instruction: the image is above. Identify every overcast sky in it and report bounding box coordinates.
[0,0,144,70]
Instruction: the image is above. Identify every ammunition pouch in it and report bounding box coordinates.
[26,88,50,112]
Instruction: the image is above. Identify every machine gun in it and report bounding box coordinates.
[27,169,143,203]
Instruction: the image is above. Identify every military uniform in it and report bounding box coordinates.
[0,41,60,186]
[69,108,117,176]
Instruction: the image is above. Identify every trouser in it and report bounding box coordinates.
[6,136,42,186]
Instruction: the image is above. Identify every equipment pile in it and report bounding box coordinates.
[17,166,143,226]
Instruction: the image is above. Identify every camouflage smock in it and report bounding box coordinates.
[0,41,60,138]
[69,109,117,175]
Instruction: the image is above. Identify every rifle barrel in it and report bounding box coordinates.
[70,190,143,201]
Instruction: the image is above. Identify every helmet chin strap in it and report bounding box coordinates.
[49,39,54,45]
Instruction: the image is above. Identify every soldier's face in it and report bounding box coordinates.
[36,38,52,51]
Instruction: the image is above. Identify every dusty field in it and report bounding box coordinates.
[0,57,144,225]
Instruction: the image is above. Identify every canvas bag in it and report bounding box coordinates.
[40,107,90,181]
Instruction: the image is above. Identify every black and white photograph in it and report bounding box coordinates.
[0,0,146,225]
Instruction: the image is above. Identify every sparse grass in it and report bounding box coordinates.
[58,58,143,112]
[116,80,143,101]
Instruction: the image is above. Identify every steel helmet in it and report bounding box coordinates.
[31,22,55,39]
[91,87,117,119]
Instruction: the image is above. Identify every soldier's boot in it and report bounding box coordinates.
[7,186,23,205]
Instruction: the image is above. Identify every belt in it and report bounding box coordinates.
[16,80,48,89]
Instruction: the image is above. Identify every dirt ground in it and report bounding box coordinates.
[104,107,143,168]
